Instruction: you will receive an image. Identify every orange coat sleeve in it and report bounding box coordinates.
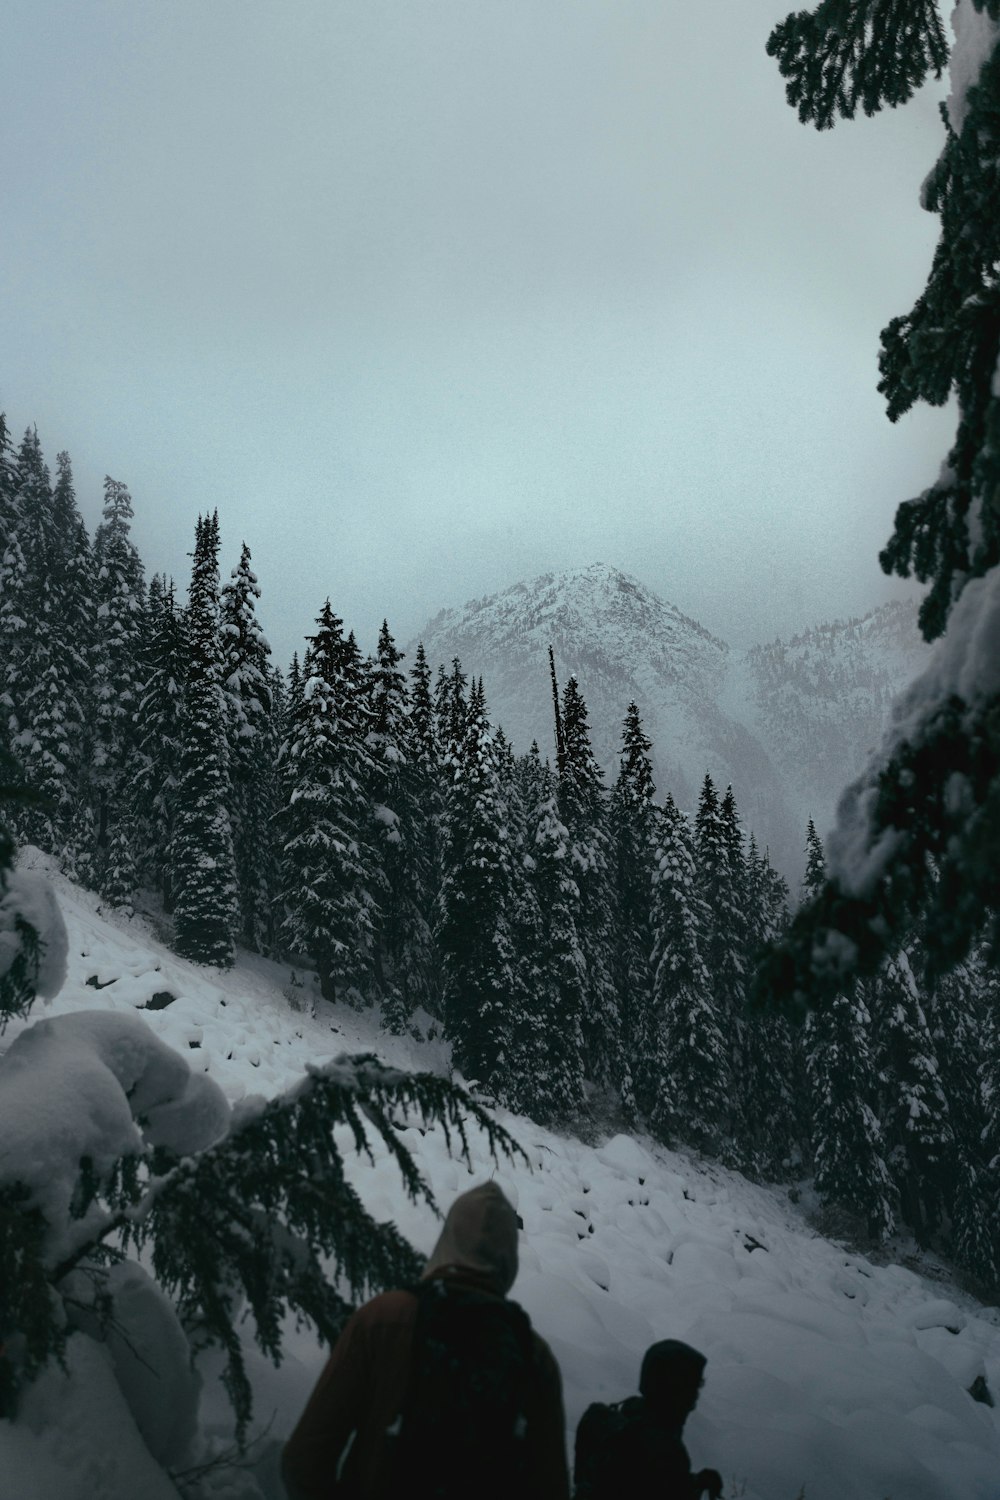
[281,1311,370,1500]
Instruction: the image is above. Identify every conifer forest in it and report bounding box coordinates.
[2,413,998,1299]
[4,1,1000,1494]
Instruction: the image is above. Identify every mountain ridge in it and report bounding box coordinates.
[411,564,932,881]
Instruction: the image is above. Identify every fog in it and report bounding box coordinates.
[1,0,956,665]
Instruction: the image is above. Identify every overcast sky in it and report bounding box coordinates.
[1,0,956,668]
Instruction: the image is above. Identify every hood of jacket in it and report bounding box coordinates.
[421,1181,519,1295]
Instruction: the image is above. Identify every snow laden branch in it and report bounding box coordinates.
[758,1,1000,1004]
[0,1010,525,1439]
[754,568,1000,1015]
[767,0,949,130]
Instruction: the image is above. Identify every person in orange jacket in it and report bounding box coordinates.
[282,1181,570,1500]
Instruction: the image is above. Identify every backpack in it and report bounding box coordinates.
[574,1397,648,1500]
[389,1278,538,1500]
[574,1396,699,1500]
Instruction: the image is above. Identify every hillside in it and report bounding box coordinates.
[2,854,998,1500]
[415,565,932,878]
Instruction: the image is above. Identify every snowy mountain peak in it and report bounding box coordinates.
[415,568,931,879]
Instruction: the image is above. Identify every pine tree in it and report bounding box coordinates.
[221,542,277,950]
[438,679,521,1092]
[172,513,238,966]
[511,762,587,1121]
[0,414,26,779]
[278,602,379,1002]
[559,675,622,1098]
[921,939,995,1282]
[963,977,1000,1288]
[869,946,954,1246]
[367,620,426,1029]
[648,793,728,1151]
[757,3,1000,999]
[132,575,186,905]
[93,476,145,895]
[695,777,748,1150]
[799,825,895,1238]
[435,657,468,764]
[740,838,804,1178]
[609,703,656,1118]
[59,503,99,873]
[6,429,58,846]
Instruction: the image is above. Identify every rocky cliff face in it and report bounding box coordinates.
[413,563,931,882]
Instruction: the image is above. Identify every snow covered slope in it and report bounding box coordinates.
[414,565,932,879]
[4,856,999,1500]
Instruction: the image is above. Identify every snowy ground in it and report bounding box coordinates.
[3,854,1000,1500]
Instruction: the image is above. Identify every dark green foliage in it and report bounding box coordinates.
[0,828,41,1030]
[369,620,435,1026]
[559,676,623,1097]
[766,1,948,130]
[279,601,379,1000]
[648,794,727,1152]
[126,1054,523,1437]
[2,1031,523,1439]
[740,840,804,1179]
[755,694,1000,1015]
[0,1183,56,1405]
[878,38,1000,636]
[438,681,522,1091]
[93,475,145,867]
[871,952,954,1245]
[758,3,1000,999]
[805,984,896,1241]
[609,703,657,1118]
[172,513,238,966]
[132,575,186,904]
[510,764,587,1122]
[221,543,279,950]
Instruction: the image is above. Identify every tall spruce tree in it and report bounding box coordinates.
[695,776,748,1150]
[511,761,588,1122]
[172,513,238,966]
[93,476,145,896]
[559,674,623,1099]
[869,945,954,1246]
[740,837,804,1178]
[609,702,657,1118]
[132,575,186,906]
[278,602,379,1002]
[221,542,277,951]
[648,792,728,1151]
[437,679,521,1093]
[800,824,895,1239]
[367,620,428,1029]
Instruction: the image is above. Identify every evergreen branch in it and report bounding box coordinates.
[767,0,948,130]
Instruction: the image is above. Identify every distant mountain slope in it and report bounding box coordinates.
[413,565,932,881]
[739,601,933,847]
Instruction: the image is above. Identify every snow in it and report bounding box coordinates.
[2,857,999,1498]
[947,0,1000,134]
[830,563,1000,895]
[0,1006,230,1256]
[0,855,68,999]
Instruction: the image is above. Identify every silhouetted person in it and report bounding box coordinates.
[282,1181,570,1500]
[574,1339,722,1500]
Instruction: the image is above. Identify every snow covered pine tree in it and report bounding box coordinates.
[0,808,522,1456]
[758,0,1000,1004]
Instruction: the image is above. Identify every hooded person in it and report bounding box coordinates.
[573,1340,722,1500]
[281,1182,570,1500]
